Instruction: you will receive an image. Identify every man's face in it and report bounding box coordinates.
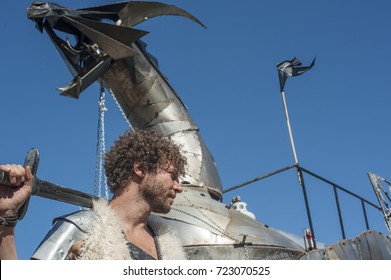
[141,165,182,213]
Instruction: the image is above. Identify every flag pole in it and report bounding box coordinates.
[280,89,299,165]
[280,88,317,248]
[277,56,317,248]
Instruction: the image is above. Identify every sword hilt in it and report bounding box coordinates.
[0,148,39,188]
[0,170,14,187]
[21,148,40,220]
[18,148,40,220]
[0,148,39,220]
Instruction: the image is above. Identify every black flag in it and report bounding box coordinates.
[277,57,316,91]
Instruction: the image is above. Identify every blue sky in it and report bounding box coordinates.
[1,1,390,259]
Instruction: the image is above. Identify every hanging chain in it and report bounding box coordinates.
[109,89,134,130]
[93,84,134,199]
[94,84,109,199]
[174,192,249,260]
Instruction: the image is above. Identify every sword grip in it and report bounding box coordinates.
[0,148,39,189]
[0,170,20,188]
[0,148,39,188]
[0,149,40,220]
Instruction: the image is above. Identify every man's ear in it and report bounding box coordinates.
[133,163,145,178]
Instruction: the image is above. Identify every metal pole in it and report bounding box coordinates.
[280,89,316,246]
[297,166,317,249]
[281,89,304,186]
[223,164,296,193]
[333,185,346,239]
[361,200,370,230]
[280,89,299,165]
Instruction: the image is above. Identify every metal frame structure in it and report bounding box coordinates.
[224,164,383,246]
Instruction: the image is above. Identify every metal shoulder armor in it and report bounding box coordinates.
[31,209,96,260]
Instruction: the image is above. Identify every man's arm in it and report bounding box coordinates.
[0,227,17,259]
[0,164,33,260]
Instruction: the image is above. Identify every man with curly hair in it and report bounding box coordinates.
[0,129,188,260]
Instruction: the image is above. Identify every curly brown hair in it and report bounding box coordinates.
[104,129,187,193]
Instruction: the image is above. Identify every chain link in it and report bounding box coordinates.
[94,85,109,199]
[109,89,134,130]
[94,85,135,199]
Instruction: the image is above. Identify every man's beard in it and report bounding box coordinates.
[142,176,172,214]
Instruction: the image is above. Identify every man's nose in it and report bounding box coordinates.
[173,180,183,193]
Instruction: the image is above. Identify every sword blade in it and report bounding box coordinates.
[33,178,94,208]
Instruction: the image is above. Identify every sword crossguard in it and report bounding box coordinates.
[18,148,40,220]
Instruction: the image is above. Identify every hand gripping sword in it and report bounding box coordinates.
[0,149,94,220]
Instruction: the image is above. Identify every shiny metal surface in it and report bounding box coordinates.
[32,210,95,260]
[184,245,304,260]
[156,188,306,259]
[300,230,391,260]
[102,41,224,198]
[357,230,391,259]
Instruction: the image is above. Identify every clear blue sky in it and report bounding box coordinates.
[1,0,390,259]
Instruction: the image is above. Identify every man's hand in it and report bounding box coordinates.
[0,165,33,217]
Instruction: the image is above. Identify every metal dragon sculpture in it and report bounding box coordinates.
[22,1,391,259]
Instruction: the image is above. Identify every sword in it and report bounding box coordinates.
[0,149,94,220]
